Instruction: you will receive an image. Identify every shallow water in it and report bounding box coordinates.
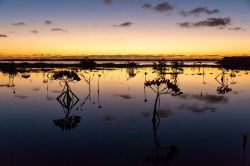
[0,67,249,166]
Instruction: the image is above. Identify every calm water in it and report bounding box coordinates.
[0,67,250,166]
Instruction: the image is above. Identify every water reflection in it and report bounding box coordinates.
[143,72,148,102]
[243,134,248,166]
[78,72,94,110]
[0,66,250,165]
[126,66,137,81]
[0,69,16,94]
[145,77,182,163]
[51,71,81,131]
[215,68,232,94]
[97,74,102,109]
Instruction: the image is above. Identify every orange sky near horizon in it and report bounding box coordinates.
[1,27,250,57]
[1,0,250,58]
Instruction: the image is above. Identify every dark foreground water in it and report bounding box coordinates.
[0,67,249,166]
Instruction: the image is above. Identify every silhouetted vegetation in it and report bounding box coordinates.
[1,57,249,72]
[52,70,81,82]
[145,78,183,97]
[219,56,250,70]
[79,58,97,69]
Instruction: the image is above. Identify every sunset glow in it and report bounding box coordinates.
[0,0,250,58]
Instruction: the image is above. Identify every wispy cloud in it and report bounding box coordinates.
[12,22,25,26]
[0,34,7,38]
[178,17,231,28]
[180,7,219,17]
[51,28,67,32]
[30,30,39,34]
[114,22,133,27]
[142,2,174,12]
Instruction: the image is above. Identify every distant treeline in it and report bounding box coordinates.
[0,58,220,62]
[219,56,250,70]
[0,57,250,72]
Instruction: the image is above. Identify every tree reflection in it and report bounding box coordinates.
[229,70,237,85]
[0,72,16,94]
[170,60,184,86]
[125,62,138,81]
[0,64,17,94]
[143,72,148,102]
[144,78,182,163]
[215,69,232,94]
[153,59,168,79]
[97,74,102,109]
[78,71,94,110]
[51,70,81,131]
[42,70,54,100]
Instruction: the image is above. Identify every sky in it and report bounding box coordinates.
[0,0,250,57]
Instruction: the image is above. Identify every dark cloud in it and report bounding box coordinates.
[142,3,152,9]
[183,105,216,113]
[51,28,67,32]
[32,88,40,91]
[114,22,133,27]
[179,93,228,104]
[228,27,246,31]
[142,109,173,118]
[232,90,244,95]
[180,7,219,17]
[44,20,53,25]
[154,2,174,12]
[114,94,133,99]
[200,95,228,104]
[15,95,28,99]
[104,0,113,4]
[0,34,7,37]
[30,30,39,34]
[12,22,25,26]
[178,17,231,28]
[103,115,114,122]
[52,90,62,93]
[142,2,174,12]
